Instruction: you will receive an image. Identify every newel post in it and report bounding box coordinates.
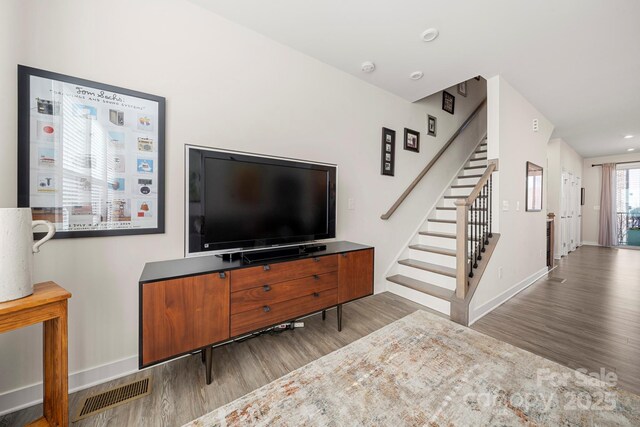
[454,199,469,299]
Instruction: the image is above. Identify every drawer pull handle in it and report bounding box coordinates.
[341,253,348,258]
[263,285,271,292]
[263,305,271,313]
[219,272,226,279]
[263,265,271,271]
[313,292,320,297]
[313,257,320,262]
[313,275,320,280]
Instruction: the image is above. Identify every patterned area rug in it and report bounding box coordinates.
[185,310,640,426]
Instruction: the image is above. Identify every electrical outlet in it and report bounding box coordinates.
[498,267,503,279]
[532,118,539,132]
[347,198,356,210]
[516,201,520,211]
[502,200,509,211]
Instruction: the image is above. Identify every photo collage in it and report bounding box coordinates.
[28,75,160,233]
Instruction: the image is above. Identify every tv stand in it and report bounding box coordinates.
[138,241,373,385]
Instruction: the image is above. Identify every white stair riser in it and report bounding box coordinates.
[419,234,456,249]
[471,152,486,160]
[442,198,457,208]
[468,159,488,168]
[427,222,486,234]
[397,265,456,290]
[449,187,471,197]
[456,176,481,186]
[435,209,456,221]
[408,249,456,269]
[427,221,457,234]
[419,234,477,252]
[386,281,450,316]
[460,168,484,177]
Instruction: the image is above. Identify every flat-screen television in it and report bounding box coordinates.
[186,146,337,255]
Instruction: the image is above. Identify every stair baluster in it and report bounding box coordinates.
[489,174,493,238]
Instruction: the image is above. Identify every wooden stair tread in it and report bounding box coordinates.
[444,195,487,199]
[464,165,486,170]
[428,219,456,224]
[471,157,488,161]
[451,184,475,188]
[409,244,456,257]
[436,207,456,211]
[458,174,483,179]
[398,259,457,278]
[419,231,481,241]
[386,274,455,301]
[419,231,456,239]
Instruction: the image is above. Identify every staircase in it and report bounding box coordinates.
[386,138,495,321]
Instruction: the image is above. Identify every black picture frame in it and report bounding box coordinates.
[442,91,455,115]
[404,128,420,153]
[525,161,543,212]
[18,65,166,238]
[427,115,437,137]
[381,127,395,176]
[457,81,467,97]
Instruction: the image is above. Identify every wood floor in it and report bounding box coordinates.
[1,245,638,426]
[0,293,432,427]
[473,245,640,395]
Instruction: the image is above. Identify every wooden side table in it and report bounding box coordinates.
[0,282,71,427]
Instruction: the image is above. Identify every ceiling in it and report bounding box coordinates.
[191,0,640,158]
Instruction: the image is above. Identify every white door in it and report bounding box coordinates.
[569,175,577,252]
[575,177,582,247]
[560,172,571,256]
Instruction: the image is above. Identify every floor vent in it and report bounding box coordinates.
[74,378,152,421]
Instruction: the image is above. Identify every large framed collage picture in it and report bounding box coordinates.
[17,66,166,238]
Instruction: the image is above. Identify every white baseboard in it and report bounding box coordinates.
[581,241,599,246]
[469,266,549,325]
[0,355,138,416]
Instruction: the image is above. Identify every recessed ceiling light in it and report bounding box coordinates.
[628,148,635,152]
[624,135,634,139]
[409,71,424,80]
[421,28,439,42]
[361,61,376,73]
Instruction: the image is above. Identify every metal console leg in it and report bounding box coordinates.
[337,304,343,332]
[205,347,213,385]
[322,310,326,321]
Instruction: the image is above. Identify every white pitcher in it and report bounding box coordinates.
[0,208,56,303]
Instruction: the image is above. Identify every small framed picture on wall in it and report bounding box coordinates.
[427,115,437,137]
[404,128,420,153]
[457,81,468,97]
[381,127,395,176]
[442,91,455,114]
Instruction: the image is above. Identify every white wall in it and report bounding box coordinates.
[582,152,640,245]
[470,76,554,323]
[0,0,23,208]
[0,0,486,412]
[547,138,583,254]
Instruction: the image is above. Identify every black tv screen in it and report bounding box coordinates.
[187,147,336,254]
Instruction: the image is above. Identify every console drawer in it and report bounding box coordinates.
[231,271,337,315]
[230,255,338,292]
[230,288,338,336]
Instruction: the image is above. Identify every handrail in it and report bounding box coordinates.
[460,162,496,206]
[454,159,497,299]
[380,98,487,220]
